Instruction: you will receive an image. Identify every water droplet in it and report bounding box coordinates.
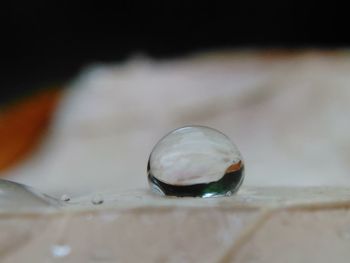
[51,244,71,258]
[60,194,71,202]
[91,193,104,205]
[147,126,244,197]
[0,179,58,212]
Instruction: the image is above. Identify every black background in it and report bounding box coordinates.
[1,1,348,104]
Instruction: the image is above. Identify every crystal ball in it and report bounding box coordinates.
[147,126,244,197]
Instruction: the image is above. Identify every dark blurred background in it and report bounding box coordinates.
[2,1,348,105]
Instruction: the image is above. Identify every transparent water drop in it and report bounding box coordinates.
[91,193,104,205]
[0,179,58,212]
[60,194,71,202]
[51,244,71,258]
[147,126,244,198]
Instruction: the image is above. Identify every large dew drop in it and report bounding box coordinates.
[147,126,244,197]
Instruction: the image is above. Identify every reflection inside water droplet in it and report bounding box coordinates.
[91,194,104,205]
[60,194,71,202]
[51,244,71,258]
[147,126,244,197]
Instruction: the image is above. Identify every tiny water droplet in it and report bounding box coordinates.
[91,194,104,205]
[147,126,244,198]
[60,194,71,202]
[51,244,71,258]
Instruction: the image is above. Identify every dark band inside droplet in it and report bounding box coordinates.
[148,163,244,198]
